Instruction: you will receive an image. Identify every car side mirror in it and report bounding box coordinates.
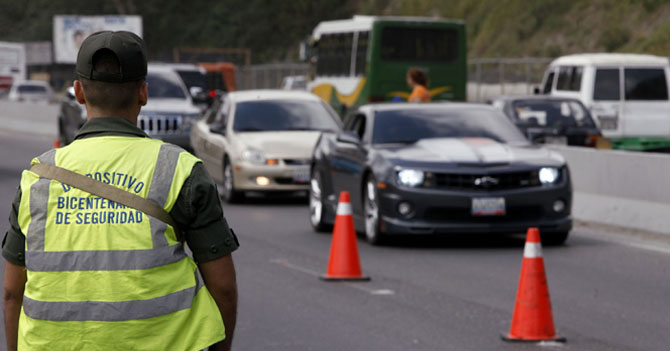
[190,86,209,103]
[336,131,361,145]
[533,86,541,95]
[209,124,226,135]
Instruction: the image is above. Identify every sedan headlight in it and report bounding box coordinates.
[396,169,425,187]
[539,167,560,184]
[242,147,267,165]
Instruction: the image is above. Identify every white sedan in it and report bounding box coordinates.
[191,90,342,202]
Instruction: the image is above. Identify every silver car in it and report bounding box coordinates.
[190,90,341,202]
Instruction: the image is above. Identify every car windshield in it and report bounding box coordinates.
[146,72,187,99]
[233,100,340,132]
[511,99,596,128]
[17,85,47,93]
[177,70,208,91]
[372,107,528,144]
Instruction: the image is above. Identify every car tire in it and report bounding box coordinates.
[221,158,244,204]
[364,174,384,245]
[309,169,331,232]
[541,231,569,246]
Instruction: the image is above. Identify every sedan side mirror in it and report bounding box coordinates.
[209,124,226,135]
[336,131,361,145]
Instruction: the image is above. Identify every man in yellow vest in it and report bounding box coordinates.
[3,31,238,350]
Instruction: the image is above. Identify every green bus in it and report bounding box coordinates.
[307,15,467,115]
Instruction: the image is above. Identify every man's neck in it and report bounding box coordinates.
[84,105,138,124]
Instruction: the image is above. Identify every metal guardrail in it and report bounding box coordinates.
[234,58,556,102]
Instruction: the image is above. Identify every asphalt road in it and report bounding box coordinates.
[1,105,670,350]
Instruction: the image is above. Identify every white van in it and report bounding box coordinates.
[540,54,670,149]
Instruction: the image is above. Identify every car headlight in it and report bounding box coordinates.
[242,147,267,165]
[539,167,560,184]
[396,169,425,187]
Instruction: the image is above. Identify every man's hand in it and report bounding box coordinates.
[199,254,237,351]
[4,260,26,351]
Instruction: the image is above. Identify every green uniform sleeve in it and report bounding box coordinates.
[2,186,26,266]
[171,163,239,263]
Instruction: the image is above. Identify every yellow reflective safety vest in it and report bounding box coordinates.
[17,136,226,350]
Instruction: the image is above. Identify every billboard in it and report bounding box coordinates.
[53,15,143,64]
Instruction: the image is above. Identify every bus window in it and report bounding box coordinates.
[316,33,354,77]
[380,27,458,62]
[355,32,369,76]
[336,33,353,76]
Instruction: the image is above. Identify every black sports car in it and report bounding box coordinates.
[309,103,572,245]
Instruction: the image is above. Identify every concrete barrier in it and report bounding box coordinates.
[549,145,670,234]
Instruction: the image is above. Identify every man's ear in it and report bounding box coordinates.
[139,82,148,106]
[73,80,86,105]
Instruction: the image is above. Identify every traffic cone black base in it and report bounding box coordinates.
[500,334,566,343]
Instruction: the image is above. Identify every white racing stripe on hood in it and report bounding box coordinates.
[415,138,513,164]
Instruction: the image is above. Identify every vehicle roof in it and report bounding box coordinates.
[550,53,669,66]
[13,80,49,86]
[148,62,205,72]
[361,102,497,113]
[147,64,186,74]
[312,15,464,39]
[228,89,323,103]
[491,95,584,103]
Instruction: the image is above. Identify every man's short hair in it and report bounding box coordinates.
[80,49,143,111]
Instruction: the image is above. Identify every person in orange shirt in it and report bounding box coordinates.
[407,68,431,102]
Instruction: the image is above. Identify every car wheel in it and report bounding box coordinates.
[541,231,569,246]
[309,170,331,232]
[364,174,384,245]
[221,158,244,203]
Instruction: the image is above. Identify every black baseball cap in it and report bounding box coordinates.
[76,31,147,83]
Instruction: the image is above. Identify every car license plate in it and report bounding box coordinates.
[544,136,568,145]
[472,197,505,216]
[293,167,310,183]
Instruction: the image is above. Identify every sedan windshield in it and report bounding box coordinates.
[146,72,187,99]
[512,99,596,128]
[372,107,528,144]
[233,100,340,132]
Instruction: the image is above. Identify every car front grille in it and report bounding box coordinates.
[284,159,310,166]
[424,205,544,223]
[429,171,540,191]
[138,114,183,135]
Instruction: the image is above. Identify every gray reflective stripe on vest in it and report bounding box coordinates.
[27,244,186,272]
[25,150,56,252]
[25,143,188,272]
[147,143,183,248]
[22,270,205,321]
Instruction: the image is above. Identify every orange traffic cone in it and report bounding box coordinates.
[502,228,565,343]
[320,191,370,281]
[53,139,61,148]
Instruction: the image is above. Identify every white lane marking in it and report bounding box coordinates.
[575,229,670,255]
[270,259,394,296]
[523,242,543,258]
[336,202,352,216]
[370,289,395,295]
